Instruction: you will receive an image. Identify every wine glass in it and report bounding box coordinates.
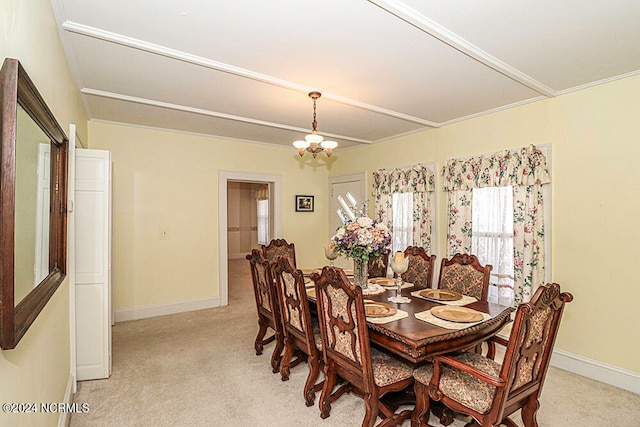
[390,253,409,301]
[324,245,338,266]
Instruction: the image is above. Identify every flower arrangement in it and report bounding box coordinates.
[330,214,391,262]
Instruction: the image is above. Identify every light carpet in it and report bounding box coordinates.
[70,259,640,426]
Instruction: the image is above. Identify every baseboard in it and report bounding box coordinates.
[57,374,75,427]
[114,297,220,323]
[550,349,640,395]
[495,331,639,394]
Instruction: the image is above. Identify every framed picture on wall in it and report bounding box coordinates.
[295,195,314,212]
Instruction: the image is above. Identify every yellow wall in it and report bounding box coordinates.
[3,0,638,410]
[1,0,88,425]
[331,75,640,373]
[88,122,330,310]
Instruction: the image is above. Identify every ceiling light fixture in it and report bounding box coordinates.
[293,91,337,158]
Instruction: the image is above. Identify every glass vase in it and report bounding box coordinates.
[353,258,368,290]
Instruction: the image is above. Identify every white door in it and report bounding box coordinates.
[328,172,366,269]
[34,144,50,286]
[75,148,112,381]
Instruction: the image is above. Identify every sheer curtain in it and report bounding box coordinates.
[472,186,514,305]
[391,192,413,253]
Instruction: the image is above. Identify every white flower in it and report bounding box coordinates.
[335,228,345,238]
[375,222,388,231]
[356,216,373,228]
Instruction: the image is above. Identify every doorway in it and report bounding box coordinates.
[218,171,283,306]
[227,181,270,259]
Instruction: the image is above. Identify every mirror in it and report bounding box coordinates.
[1,58,68,350]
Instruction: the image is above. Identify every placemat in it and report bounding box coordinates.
[361,283,386,296]
[371,280,414,290]
[366,308,408,324]
[410,289,477,306]
[414,309,491,330]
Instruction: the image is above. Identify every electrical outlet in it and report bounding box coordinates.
[160,227,170,240]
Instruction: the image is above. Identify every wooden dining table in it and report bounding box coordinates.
[306,278,514,365]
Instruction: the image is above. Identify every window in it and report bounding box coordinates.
[391,192,413,254]
[257,199,269,245]
[472,186,514,305]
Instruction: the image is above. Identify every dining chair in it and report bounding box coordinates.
[400,246,436,289]
[311,266,414,427]
[246,249,284,373]
[262,238,297,268]
[272,256,324,406]
[411,283,573,427]
[367,252,389,279]
[437,253,492,301]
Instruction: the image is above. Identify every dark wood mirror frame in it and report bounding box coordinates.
[0,58,68,350]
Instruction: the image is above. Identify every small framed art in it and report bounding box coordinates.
[295,195,314,212]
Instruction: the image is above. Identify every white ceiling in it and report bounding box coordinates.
[51,0,640,151]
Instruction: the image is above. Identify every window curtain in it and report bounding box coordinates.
[392,193,413,253]
[472,186,514,306]
[441,145,550,305]
[372,165,435,253]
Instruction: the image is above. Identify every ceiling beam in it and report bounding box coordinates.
[80,88,374,144]
[62,20,437,127]
[368,0,558,97]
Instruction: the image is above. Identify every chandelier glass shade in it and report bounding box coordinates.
[293,91,337,158]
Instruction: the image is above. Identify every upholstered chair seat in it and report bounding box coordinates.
[371,348,415,387]
[414,352,501,414]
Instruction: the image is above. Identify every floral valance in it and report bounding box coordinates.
[441,144,550,191]
[372,164,435,196]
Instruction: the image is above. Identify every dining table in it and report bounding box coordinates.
[303,271,514,365]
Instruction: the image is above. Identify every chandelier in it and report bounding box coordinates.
[293,91,338,158]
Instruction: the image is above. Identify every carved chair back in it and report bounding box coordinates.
[313,267,415,426]
[497,283,573,413]
[401,246,436,288]
[272,256,324,404]
[246,248,284,372]
[367,251,389,279]
[312,266,374,393]
[437,253,491,300]
[414,283,572,427]
[262,238,297,268]
[272,256,317,358]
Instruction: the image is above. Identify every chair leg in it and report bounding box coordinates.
[303,351,322,406]
[521,396,540,427]
[411,381,431,427]
[279,336,295,381]
[362,393,378,427]
[270,331,285,373]
[486,340,496,360]
[319,367,337,419]
[254,319,269,355]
